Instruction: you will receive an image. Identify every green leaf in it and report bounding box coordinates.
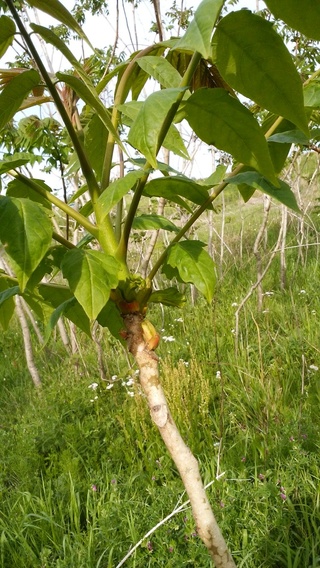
[137,56,182,88]
[96,170,145,223]
[30,23,92,81]
[149,287,186,308]
[26,0,92,46]
[0,282,18,330]
[56,72,122,147]
[61,249,120,320]
[264,0,320,41]
[84,114,108,181]
[304,81,320,108]
[212,11,309,136]
[97,300,124,340]
[0,197,52,291]
[119,100,189,160]
[267,130,309,144]
[202,164,228,186]
[162,240,215,303]
[0,69,40,130]
[6,178,52,209]
[38,283,91,336]
[0,15,15,58]
[0,153,35,174]
[227,171,300,213]
[128,88,184,168]
[185,88,277,184]
[43,297,76,346]
[132,214,179,232]
[175,0,225,58]
[162,123,190,160]
[262,115,295,174]
[144,176,213,209]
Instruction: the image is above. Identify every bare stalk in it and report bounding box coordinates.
[123,314,236,568]
[253,195,271,311]
[15,296,42,388]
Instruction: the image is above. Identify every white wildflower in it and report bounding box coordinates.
[162,335,175,342]
[88,382,99,390]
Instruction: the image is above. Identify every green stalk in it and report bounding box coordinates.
[5,0,100,206]
[52,232,75,249]
[11,172,99,238]
[117,51,203,263]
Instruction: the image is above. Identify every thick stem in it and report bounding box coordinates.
[123,314,236,568]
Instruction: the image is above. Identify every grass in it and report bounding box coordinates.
[1,200,320,567]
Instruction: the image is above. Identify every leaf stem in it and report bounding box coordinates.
[11,172,99,238]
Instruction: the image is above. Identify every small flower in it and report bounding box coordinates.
[264,291,274,297]
[111,375,118,381]
[174,317,183,322]
[219,500,225,508]
[216,370,221,379]
[301,433,307,439]
[90,396,98,402]
[147,541,153,551]
[231,329,236,335]
[280,493,287,500]
[127,391,135,397]
[162,335,175,342]
[289,436,294,442]
[191,531,197,538]
[231,302,238,307]
[91,484,97,492]
[241,456,246,462]
[88,382,99,390]
[309,364,319,371]
[299,289,306,295]
[168,546,174,553]
[258,473,265,481]
[152,476,156,481]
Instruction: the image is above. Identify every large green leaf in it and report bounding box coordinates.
[61,249,120,320]
[97,300,124,340]
[84,114,108,181]
[175,0,225,58]
[267,130,309,145]
[227,171,300,213]
[7,178,52,209]
[0,15,15,58]
[0,197,52,291]
[144,176,213,209]
[56,72,122,147]
[96,170,145,224]
[128,88,184,168]
[304,81,320,108]
[30,24,91,82]
[149,287,186,308]
[262,115,295,174]
[0,69,40,131]
[26,0,92,45]
[132,214,179,232]
[162,240,215,303]
[0,153,35,174]
[119,100,189,160]
[264,0,320,41]
[185,88,277,184]
[137,56,182,88]
[212,11,309,136]
[38,283,91,336]
[0,282,18,330]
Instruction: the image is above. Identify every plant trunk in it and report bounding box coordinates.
[123,313,236,568]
